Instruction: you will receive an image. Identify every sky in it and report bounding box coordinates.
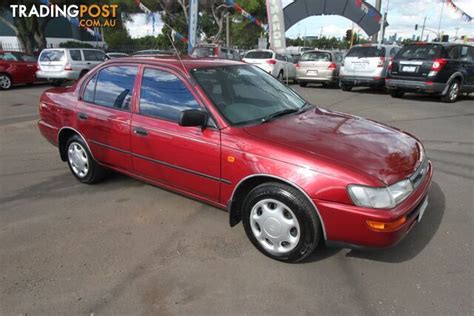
[125,0,474,40]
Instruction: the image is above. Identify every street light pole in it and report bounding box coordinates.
[421,16,426,41]
[226,14,230,47]
[437,0,445,41]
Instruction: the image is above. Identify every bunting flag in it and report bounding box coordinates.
[135,0,188,43]
[354,0,382,23]
[226,0,267,31]
[444,0,472,22]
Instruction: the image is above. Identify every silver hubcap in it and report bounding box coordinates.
[250,199,300,254]
[68,142,89,178]
[450,82,459,100]
[0,75,11,89]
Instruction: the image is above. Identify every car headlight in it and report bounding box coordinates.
[348,179,413,209]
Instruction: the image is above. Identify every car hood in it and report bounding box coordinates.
[243,107,422,185]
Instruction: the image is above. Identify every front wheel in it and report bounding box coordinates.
[242,182,321,262]
[340,83,352,92]
[0,73,12,90]
[66,135,107,184]
[390,90,405,98]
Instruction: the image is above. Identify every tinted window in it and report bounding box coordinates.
[346,46,386,58]
[69,50,82,61]
[94,51,106,61]
[39,50,65,62]
[459,46,469,61]
[192,47,216,57]
[83,74,97,103]
[244,51,273,59]
[300,52,331,62]
[139,68,200,121]
[1,52,18,61]
[20,54,37,62]
[389,47,400,58]
[84,50,99,61]
[94,66,137,110]
[396,44,443,60]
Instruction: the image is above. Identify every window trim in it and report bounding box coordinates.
[79,64,139,112]
[134,65,218,128]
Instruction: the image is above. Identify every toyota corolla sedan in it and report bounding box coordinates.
[38,57,433,262]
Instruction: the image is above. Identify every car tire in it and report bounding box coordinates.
[242,182,321,263]
[340,83,352,92]
[0,73,12,90]
[299,81,308,87]
[51,80,64,87]
[66,135,107,184]
[441,79,460,103]
[390,90,405,98]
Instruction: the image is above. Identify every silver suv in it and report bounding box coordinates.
[36,48,108,85]
[339,44,400,91]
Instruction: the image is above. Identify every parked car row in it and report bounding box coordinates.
[296,43,474,103]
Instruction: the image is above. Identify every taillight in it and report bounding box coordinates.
[296,63,300,68]
[266,59,277,65]
[377,57,386,67]
[387,58,393,72]
[328,62,337,70]
[431,58,447,71]
[214,47,219,57]
[64,63,72,71]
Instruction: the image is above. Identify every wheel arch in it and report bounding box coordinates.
[57,127,93,162]
[228,174,327,240]
[442,72,464,95]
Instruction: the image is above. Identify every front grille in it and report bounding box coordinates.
[410,158,429,189]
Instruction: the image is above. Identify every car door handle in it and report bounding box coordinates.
[133,127,148,136]
[78,112,88,120]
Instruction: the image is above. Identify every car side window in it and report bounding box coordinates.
[92,66,138,110]
[447,46,460,60]
[139,68,200,122]
[94,51,106,61]
[3,52,18,61]
[70,50,82,61]
[21,54,37,62]
[459,46,469,61]
[389,48,399,58]
[84,50,99,61]
[83,74,97,103]
[469,47,474,63]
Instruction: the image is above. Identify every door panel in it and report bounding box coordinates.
[131,66,221,201]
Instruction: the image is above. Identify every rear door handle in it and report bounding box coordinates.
[78,112,88,120]
[133,127,148,136]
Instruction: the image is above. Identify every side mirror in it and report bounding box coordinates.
[178,109,207,127]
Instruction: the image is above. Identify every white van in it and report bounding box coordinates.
[36,48,108,85]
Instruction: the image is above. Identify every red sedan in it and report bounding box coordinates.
[38,57,433,262]
[0,51,38,89]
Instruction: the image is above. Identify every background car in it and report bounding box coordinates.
[191,44,241,61]
[106,52,129,59]
[339,44,400,91]
[132,49,174,57]
[243,49,296,81]
[296,50,343,87]
[386,42,474,102]
[0,50,38,90]
[36,48,108,86]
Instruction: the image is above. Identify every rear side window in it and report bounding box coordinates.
[69,50,82,61]
[346,46,385,58]
[139,68,200,121]
[459,46,469,61]
[39,50,65,62]
[244,51,273,59]
[396,44,443,60]
[92,66,138,110]
[300,52,331,62]
[83,50,104,61]
[20,54,37,62]
[1,52,18,61]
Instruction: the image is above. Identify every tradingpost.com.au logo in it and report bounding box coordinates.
[10,4,118,28]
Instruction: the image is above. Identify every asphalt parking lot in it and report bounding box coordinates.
[0,83,473,315]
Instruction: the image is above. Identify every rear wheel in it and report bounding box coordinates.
[390,90,405,98]
[441,80,460,103]
[0,73,12,90]
[340,83,352,91]
[242,182,321,262]
[66,135,107,184]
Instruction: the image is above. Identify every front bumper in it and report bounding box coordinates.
[340,76,385,87]
[385,78,447,94]
[315,160,433,248]
[36,70,80,81]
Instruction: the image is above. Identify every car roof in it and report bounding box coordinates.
[104,56,243,72]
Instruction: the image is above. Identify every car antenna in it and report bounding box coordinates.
[166,32,190,78]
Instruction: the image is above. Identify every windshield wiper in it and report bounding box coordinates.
[261,108,299,123]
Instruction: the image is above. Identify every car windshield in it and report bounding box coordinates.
[192,47,216,57]
[39,50,65,62]
[244,51,273,59]
[346,46,385,58]
[300,52,331,62]
[192,65,307,126]
[396,44,443,60]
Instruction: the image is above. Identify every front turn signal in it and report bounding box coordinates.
[366,216,407,232]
